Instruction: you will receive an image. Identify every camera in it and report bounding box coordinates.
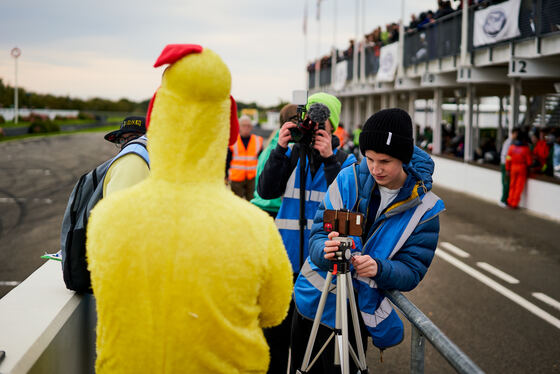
[323,209,364,237]
[289,90,330,145]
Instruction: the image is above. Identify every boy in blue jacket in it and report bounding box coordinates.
[291,108,445,373]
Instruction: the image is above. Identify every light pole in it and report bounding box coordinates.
[11,47,21,124]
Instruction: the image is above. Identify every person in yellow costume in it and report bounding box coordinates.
[86,44,293,374]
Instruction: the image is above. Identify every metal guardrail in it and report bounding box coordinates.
[384,290,485,374]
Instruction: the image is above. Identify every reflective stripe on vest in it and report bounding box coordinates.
[283,171,326,202]
[360,297,393,328]
[229,134,263,181]
[275,218,314,231]
[299,191,442,332]
[357,191,441,329]
[275,149,337,272]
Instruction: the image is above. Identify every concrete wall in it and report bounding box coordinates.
[0,261,96,374]
[433,155,560,222]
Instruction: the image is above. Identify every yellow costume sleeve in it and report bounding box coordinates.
[103,154,150,196]
[259,223,294,328]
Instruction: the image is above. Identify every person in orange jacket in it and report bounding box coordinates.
[506,131,532,208]
[333,122,349,148]
[228,115,264,200]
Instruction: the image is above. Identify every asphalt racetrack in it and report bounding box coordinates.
[1,133,559,373]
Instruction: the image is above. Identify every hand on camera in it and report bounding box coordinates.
[323,231,341,261]
[351,255,378,277]
[278,121,297,148]
[313,128,333,158]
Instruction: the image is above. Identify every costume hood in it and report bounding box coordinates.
[148,46,232,184]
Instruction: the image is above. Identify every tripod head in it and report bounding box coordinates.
[331,237,353,274]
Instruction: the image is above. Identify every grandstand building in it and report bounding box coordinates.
[306,0,560,221]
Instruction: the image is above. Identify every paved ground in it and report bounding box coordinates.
[0,133,116,296]
[1,133,559,373]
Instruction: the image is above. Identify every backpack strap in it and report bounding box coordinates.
[334,148,349,166]
[117,135,150,167]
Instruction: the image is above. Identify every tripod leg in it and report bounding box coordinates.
[334,275,341,366]
[346,273,368,370]
[338,273,350,374]
[300,271,333,372]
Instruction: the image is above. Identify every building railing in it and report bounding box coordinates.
[364,45,380,77]
[384,290,485,374]
[404,11,463,67]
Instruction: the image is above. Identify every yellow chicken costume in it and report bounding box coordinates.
[87,44,293,373]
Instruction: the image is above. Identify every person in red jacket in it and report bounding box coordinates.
[506,132,532,208]
[531,129,550,174]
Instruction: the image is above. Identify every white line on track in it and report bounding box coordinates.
[0,281,21,287]
[0,197,25,203]
[439,242,470,258]
[476,262,520,284]
[0,197,52,204]
[436,249,560,330]
[532,293,560,312]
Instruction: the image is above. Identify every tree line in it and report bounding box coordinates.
[0,78,288,115]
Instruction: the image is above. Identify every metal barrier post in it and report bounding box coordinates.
[384,290,484,374]
[410,325,425,374]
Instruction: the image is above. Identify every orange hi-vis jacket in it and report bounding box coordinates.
[229,134,263,181]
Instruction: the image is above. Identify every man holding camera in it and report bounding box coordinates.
[258,92,356,374]
[290,108,445,373]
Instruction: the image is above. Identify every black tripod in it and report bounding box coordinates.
[298,142,310,270]
[297,236,368,374]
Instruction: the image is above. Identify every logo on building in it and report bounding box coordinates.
[483,10,506,37]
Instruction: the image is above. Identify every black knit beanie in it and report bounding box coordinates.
[359,108,414,164]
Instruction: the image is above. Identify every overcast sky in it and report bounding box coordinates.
[0,0,438,107]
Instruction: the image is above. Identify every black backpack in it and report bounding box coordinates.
[60,137,148,293]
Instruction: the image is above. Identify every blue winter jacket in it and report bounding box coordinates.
[293,146,445,348]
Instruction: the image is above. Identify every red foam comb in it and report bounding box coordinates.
[145,89,158,129]
[229,96,239,146]
[153,44,203,67]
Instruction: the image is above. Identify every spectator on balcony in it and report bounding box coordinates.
[389,22,400,43]
[408,14,419,31]
[372,26,382,44]
[343,40,355,60]
[417,11,435,29]
[435,0,455,19]
[321,54,332,69]
[380,24,391,44]
[457,0,475,8]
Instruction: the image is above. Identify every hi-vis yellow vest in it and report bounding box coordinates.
[229,134,263,181]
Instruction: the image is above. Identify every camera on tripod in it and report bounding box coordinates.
[290,89,330,145]
[298,208,369,374]
[323,209,364,263]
